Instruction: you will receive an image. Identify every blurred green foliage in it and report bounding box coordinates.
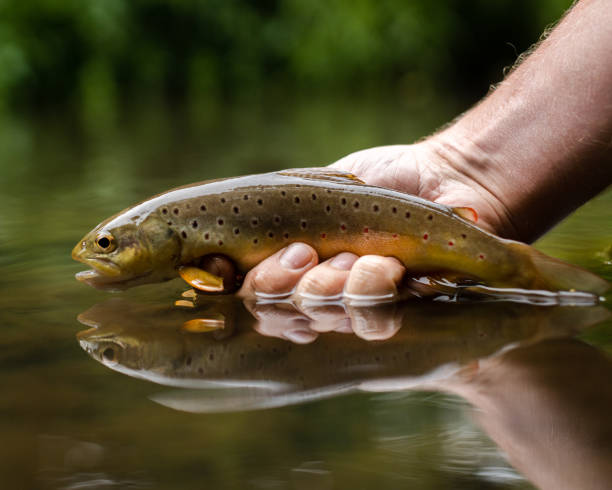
[0,0,572,117]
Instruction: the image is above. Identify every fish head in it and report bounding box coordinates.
[77,327,151,373]
[72,214,181,290]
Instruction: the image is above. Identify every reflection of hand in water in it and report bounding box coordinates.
[435,335,612,490]
[242,299,403,344]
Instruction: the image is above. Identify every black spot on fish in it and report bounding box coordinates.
[281,191,286,197]
[200,204,207,212]
[251,218,259,226]
[428,214,433,220]
[220,197,226,204]
[218,240,223,246]
[341,197,347,206]
[257,198,263,206]
[325,205,331,213]
[461,234,467,239]
[243,195,249,200]
[253,238,258,244]
[274,216,281,224]
[373,204,380,212]
[300,220,307,229]
[353,201,359,209]
[294,196,300,204]
[162,208,168,215]
[283,232,289,239]
[204,233,210,240]
[234,228,240,235]
[233,206,239,214]
[181,231,187,239]
[192,220,198,229]
[268,231,274,238]
[173,208,179,215]
[217,218,224,226]
[392,206,397,214]
[405,212,411,219]
[311,193,317,200]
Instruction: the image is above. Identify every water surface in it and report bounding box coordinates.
[1,97,611,489]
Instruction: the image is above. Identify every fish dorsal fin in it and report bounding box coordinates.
[453,206,478,223]
[278,168,365,184]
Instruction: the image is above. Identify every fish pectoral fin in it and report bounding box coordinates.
[278,168,365,184]
[182,317,225,333]
[179,266,224,293]
[452,206,478,222]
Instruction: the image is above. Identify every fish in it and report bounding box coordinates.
[76,298,611,413]
[72,168,610,295]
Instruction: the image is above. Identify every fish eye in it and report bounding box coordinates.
[95,233,116,253]
[102,346,117,363]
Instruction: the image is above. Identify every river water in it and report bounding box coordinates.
[1,96,611,489]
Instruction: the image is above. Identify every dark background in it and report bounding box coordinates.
[1,0,571,119]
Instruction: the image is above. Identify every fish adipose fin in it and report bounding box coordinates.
[278,168,365,184]
[179,266,225,293]
[516,244,610,295]
[452,206,478,222]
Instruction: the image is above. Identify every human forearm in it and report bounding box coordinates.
[434,0,612,242]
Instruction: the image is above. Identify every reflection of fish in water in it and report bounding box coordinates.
[71,169,609,294]
[76,298,610,413]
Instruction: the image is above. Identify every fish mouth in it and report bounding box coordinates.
[75,268,153,290]
[74,257,152,290]
[74,256,122,288]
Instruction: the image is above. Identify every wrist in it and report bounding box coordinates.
[416,130,522,240]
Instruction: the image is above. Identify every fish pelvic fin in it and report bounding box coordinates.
[179,266,225,293]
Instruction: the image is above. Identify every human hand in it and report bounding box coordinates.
[330,140,515,238]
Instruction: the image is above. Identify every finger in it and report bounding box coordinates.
[344,255,406,303]
[294,252,358,332]
[244,301,318,344]
[348,303,403,341]
[237,243,318,299]
[295,252,358,299]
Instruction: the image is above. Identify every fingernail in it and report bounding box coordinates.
[283,328,317,344]
[330,252,358,270]
[280,243,313,270]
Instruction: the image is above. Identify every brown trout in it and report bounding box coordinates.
[72,169,610,294]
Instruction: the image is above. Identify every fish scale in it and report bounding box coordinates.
[72,169,610,295]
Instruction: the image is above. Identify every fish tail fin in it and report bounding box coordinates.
[521,245,610,295]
